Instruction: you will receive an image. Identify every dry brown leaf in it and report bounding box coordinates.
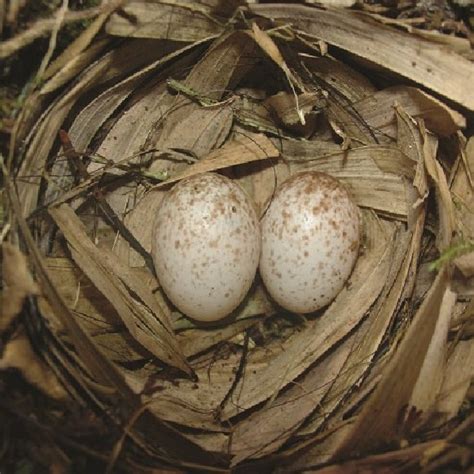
[394,106,428,300]
[40,38,110,95]
[178,319,255,359]
[229,329,361,464]
[4,172,150,417]
[395,105,429,216]
[283,438,447,473]
[250,23,307,126]
[49,203,192,375]
[247,159,291,217]
[42,2,117,81]
[302,56,379,144]
[232,100,285,139]
[454,252,474,279]
[302,55,377,103]
[435,339,474,422]
[125,348,244,429]
[182,431,229,455]
[409,286,456,421]
[46,40,204,209]
[251,23,304,94]
[18,38,192,217]
[82,79,173,223]
[0,332,67,399]
[420,121,455,250]
[368,13,472,53]
[451,136,474,276]
[68,39,198,155]
[147,31,260,176]
[106,1,224,41]
[354,86,466,139]
[249,4,474,110]
[182,31,259,101]
[1,243,39,332]
[113,188,167,268]
[265,91,326,126]
[278,420,356,470]
[327,98,378,145]
[150,106,233,172]
[177,283,275,357]
[154,133,279,187]
[37,257,154,365]
[333,268,449,456]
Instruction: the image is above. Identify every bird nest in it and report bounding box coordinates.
[2,2,474,472]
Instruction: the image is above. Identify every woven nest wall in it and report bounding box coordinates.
[2,2,474,472]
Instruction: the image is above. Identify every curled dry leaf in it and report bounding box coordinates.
[0,245,66,400]
[435,338,474,423]
[113,188,167,268]
[106,0,226,41]
[19,38,196,217]
[420,121,455,251]
[333,268,450,457]
[265,90,327,127]
[452,136,474,276]
[230,329,363,465]
[44,40,205,212]
[353,86,466,139]
[40,38,110,95]
[0,332,67,400]
[409,286,457,423]
[251,22,305,97]
[1,243,39,332]
[49,203,192,376]
[302,56,377,103]
[249,4,474,110]
[38,257,155,366]
[154,133,279,187]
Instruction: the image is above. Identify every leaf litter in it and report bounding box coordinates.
[4,5,473,471]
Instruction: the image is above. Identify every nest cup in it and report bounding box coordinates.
[4,3,474,472]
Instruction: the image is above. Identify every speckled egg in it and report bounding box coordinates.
[152,173,261,322]
[259,171,360,313]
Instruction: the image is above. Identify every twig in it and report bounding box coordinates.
[5,0,27,28]
[216,331,250,419]
[105,400,153,474]
[36,0,69,80]
[0,6,102,59]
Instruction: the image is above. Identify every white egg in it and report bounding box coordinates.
[152,173,261,322]
[259,171,360,313]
